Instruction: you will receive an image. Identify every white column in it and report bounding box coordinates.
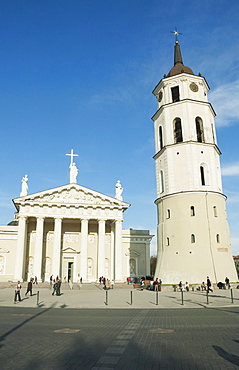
[14,216,28,282]
[34,217,45,282]
[115,220,123,281]
[80,219,88,281]
[52,218,62,279]
[110,222,115,280]
[145,241,150,276]
[98,219,105,278]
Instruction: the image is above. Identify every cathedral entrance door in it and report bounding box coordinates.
[68,262,74,282]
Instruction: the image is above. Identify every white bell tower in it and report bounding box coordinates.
[152,38,237,284]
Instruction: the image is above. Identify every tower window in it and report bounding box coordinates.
[216,234,220,243]
[166,209,170,219]
[166,237,170,246]
[174,118,183,143]
[190,206,195,216]
[160,170,164,193]
[171,86,180,102]
[195,117,205,142]
[191,234,195,243]
[200,163,209,186]
[159,126,163,150]
[213,206,217,217]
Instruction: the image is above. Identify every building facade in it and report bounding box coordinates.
[0,182,153,283]
[152,38,238,284]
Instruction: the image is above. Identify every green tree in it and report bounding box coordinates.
[150,255,157,277]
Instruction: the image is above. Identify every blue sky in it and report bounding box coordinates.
[0,1,239,256]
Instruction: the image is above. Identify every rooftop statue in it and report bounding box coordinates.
[66,149,79,184]
[115,180,123,201]
[20,175,28,197]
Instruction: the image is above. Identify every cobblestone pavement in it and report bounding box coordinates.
[0,305,239,369]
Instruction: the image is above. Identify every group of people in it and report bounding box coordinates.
[14,277,35,302]
[50,275,62,296]
[99,276,114,290]
[178,281,190,292]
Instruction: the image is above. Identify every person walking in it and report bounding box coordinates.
[206,276,213,292]
[14,281,22,302]
[25,280,33,296]
[225,277,230,289]
[52,279,57,295]
[50,275,53,286]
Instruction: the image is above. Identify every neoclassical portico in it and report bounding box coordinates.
[13,184,130,282]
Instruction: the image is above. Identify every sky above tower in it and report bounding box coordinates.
[0,0,239,256]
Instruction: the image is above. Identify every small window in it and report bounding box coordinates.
[171,86,180,102]
[200,166,205,186]
[174,118,183,143]
[190,206,195,216]
[166,237,170,246]
[216,234,220,243]
[191,234,195,243]
[195,117,205,142]
[167,209,170,219]
[213,206,217,217]
[159,126,163,150]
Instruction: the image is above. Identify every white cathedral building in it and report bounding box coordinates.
[152,37,238,284]
[0,149,153,283]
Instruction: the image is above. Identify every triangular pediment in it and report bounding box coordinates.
[0,247,10,253]
[13,183,130,210]
[62,246,79,254]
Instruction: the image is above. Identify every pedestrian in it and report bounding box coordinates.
[25,280,33,296]
[34,276,38,284]
[56,279,61,296]
[111,280,114,289]
[206,276,213,292]
[14,281,22,302]
[99,276,102,284]
[50,275,53,285]
[225,277,230,289]
[179,281,183,291]
[52,279,57,295]
[158,279,162,291]
[185,282,189,292]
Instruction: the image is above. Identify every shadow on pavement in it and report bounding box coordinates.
[213,345,239,366]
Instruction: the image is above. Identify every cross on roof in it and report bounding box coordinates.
[66,149,79,166]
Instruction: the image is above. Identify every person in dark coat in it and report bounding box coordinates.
[206,276,213,292]
[56,279,62,296]
[25,280,33,296]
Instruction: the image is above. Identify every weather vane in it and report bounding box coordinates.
[171,28,182,43]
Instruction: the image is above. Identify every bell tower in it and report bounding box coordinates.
[152,38,237,284]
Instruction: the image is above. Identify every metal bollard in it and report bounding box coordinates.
[206,290,209,305]
[105,290,108,305]
[36,291,39,306]
[230,288,234,304]
[181,289,184,305]
[130,290,133,305]
[156,290,158,306]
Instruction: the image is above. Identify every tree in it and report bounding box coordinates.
[150,255,157,277]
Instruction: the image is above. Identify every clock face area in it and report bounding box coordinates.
[189,82,198,92]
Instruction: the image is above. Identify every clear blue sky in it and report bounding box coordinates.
[0,1,239,256]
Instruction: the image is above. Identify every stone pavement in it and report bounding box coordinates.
[0,305,239,369]
[0,282,239,309]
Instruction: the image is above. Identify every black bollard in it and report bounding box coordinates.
[230,288,234,304]
[130,290,133,305]
[156,290,158,306]
[37,291,39,306]
[181,289,184,305]
[206,290,209,305]
[105,290,108,306]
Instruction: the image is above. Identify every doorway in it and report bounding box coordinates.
[68,262,74,282]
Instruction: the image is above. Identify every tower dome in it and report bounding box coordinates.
[167,40,194,77]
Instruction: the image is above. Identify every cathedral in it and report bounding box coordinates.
[0,150,153,283]
[152,35,238,284]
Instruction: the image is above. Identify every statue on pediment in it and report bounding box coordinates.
[115,180,123,201]
[20,175,28,197]
[70,162,79,184]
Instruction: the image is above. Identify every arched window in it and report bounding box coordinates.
[159,126,163,150]
[195,117,205,142]
[174,118,183,143]
[171,86,180,102]
[213,206,217,217]
[191,234,196,243]
[190,206,195,216]
[160,170,164,193]
[216,234,220,243]
[200,163,209,186]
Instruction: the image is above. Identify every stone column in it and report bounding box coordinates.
[80,219,88,281]
[98,219,105,279]
[34,217,45,282]
[14,216,28,282]
[110,222,115,280]
[52,218,63,279]
[115,220,123,281]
